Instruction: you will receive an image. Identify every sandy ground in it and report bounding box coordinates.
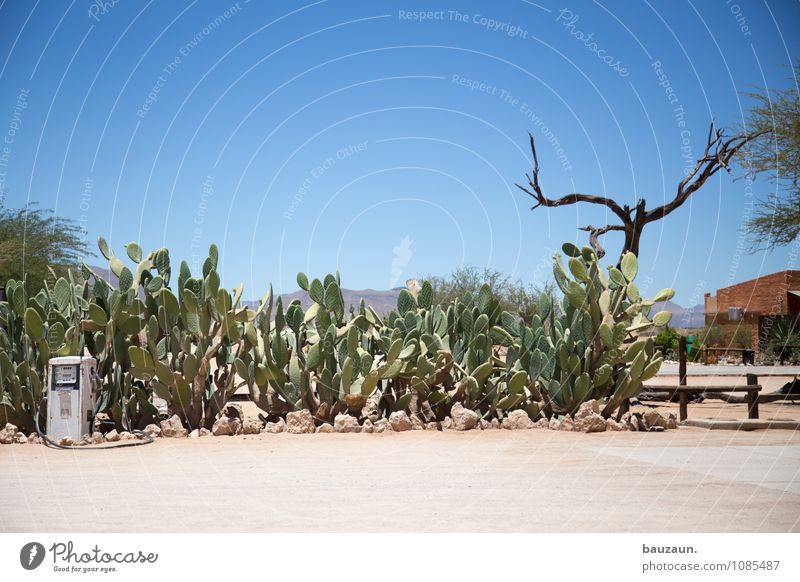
[659,363,800,377]
[650,374,796,392]
[2,412,799,533]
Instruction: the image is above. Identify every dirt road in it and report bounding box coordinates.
[2,427,798,532]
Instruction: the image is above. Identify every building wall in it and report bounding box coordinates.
[704,271,800,351]
[714,271,800,317]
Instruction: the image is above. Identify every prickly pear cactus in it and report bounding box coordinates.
[0,237,672,432]
[534,243,673,418]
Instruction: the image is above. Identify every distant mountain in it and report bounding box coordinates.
[89,266,117,287]
[88,266,705,326]
[652,300,704,329]
[245,288,402,316]
[88,265,402,315]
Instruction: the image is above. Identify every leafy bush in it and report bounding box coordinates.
[765,318,800,363]
[654,326,680,350]
[423,266,554,325]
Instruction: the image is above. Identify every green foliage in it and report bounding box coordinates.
[730,325,753,349]
[697,324,724,348]
[0,203,90,292]
[743,61,800,249]
[423,266,555,325]
[764,317,800,362]
[654,326,681,350]
[0,238,670,434]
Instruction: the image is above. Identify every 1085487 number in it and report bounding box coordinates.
[732,560,780,571]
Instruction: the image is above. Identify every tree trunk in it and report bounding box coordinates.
[621,220,643,261]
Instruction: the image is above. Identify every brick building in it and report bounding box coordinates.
[704,270,800,350]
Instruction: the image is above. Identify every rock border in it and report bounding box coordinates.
[0,403,681,445]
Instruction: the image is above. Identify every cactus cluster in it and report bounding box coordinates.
[0,238,672,433]
[0,273,83,432]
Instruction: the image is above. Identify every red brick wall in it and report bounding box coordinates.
[715,271,800,316]
[705,271,800,351]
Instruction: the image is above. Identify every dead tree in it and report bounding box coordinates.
[516,122,769,261]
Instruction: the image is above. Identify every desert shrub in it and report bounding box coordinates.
[424,266,554,325]
[697,324,724,347]
[729,325,753,349]
[765,318,800,363]
[654,326,680,350]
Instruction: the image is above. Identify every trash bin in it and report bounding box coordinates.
[742,349,755,366]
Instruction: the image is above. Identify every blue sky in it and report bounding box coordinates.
[0,0,798,305]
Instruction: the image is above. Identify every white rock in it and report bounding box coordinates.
[548,418,560,430]
[502,410,534,430]
[0,423,18,444]
[440,416,454,430]
[241,419,262,435]
[212,416,241,436]
[559,417,575,431]
[643,409,667,430]
[491,419,501,430]
[315,423,334,433]
[574,414,606,433]
[535,418,550,429]
[263,419,285,433]
[450,403,478,431]
[411,416,425,430]
[623,412,644,431]
[58,436,75,446]
[286,410,315,434]
[374,419,392,433]
[144,424,162,438]
[199,428,211,437]
[91,432,104,444]
[606,418,625,431]
[389,411,412,432]
[666,413,678,430]
[575,400,601,420]
[362,419,374,434]
[189,429,200,438]
[334,414,360,433]
[105,430,120,442]
[425,422,438,431]
[160,414,188,438]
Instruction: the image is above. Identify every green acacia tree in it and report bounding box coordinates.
[423,265,553,324]
[0,203,89,292]
[743,62,800,249]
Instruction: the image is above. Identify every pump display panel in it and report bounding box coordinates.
[53,365,78,386]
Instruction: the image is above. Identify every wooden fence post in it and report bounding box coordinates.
[746,373,759,419]
[679,336,687,387]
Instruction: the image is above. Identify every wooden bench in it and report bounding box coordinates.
[642,374,762,421]
[697,346,755,366]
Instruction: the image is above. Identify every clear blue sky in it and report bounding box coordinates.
[0,0,798,305]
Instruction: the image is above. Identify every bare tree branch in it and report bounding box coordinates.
[515,133,631,222]
[578,224,625,258]
[643,122,770,224]
[517,123,771,262]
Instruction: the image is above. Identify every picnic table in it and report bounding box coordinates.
[697,346,755,366]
